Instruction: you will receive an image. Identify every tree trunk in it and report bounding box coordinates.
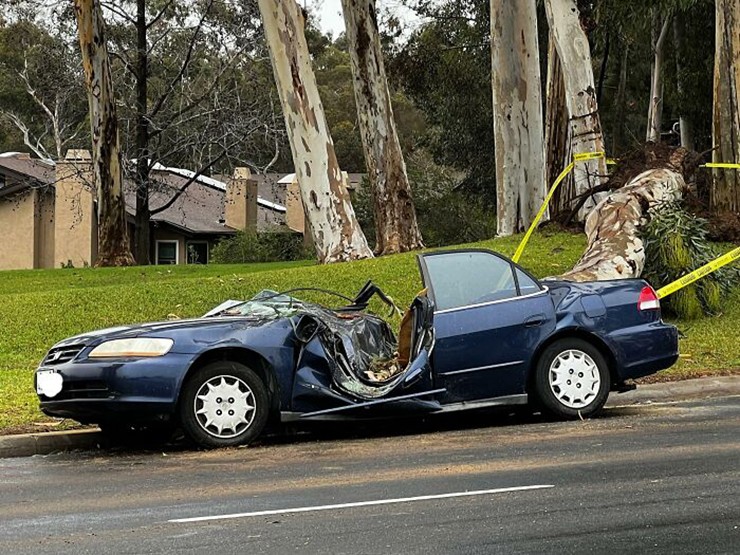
[340,0,424,254]
[134,0,150,265]
[74,0,134,267]
[258,0,373,263]
[544,35,572,218]
[673,15,694,151]
[646,13,672,143]
[611,42,629,154]
[712,0,740,213]
[597,33,610,106]
[490,0,547,236]
[558,168,686,282]
[545,0,607,222]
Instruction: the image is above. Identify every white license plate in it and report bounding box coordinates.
[36,370,63,398]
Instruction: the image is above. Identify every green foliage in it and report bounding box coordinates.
[642,201,739,318]
[210,230,313,264]
[312,34,427,172]
[352,150,497,248]
[390,0,495,203]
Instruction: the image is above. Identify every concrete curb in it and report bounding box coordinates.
[0,428,102,458]
[1,376,738,458]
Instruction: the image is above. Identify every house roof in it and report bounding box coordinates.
[124,167,290,235]
[0,152,365,236]
[0,153,55,197]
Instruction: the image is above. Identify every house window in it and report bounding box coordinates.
[186,241,209,264]
[156,240,179,265]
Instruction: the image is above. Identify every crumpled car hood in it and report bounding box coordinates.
[51,316,274,349]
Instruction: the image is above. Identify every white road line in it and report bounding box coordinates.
[169,484,554,524]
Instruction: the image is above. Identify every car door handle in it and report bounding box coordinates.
[524,314,546,328]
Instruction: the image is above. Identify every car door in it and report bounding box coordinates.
[419,249,556,403]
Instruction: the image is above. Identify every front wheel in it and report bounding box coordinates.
[179,361,269,448]
[534,338,610,419]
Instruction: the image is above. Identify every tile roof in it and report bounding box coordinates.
[0,153,55,195]
[123,168,290,235]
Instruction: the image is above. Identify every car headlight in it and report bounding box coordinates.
[88,338,174,358]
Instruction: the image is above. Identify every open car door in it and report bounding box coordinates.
[418,249,556,403]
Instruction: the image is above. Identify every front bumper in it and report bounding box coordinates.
[35,353,195,424]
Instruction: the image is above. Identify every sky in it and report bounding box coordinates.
[312,0,420,38]
[315,0,346,36]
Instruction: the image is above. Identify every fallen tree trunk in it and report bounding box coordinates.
[557,167,687,282]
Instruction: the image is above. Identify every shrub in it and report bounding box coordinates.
[211,228,312,264]
[641,201,738,318]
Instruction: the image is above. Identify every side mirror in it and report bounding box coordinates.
[294,315,322,343]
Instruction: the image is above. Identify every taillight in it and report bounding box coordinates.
[638,286,660,311]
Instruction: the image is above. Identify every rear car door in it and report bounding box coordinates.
[419,250,556,402]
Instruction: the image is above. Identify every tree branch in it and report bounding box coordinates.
[150,142,237,216]
[148,0,215,120]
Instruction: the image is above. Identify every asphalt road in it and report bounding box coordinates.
[1,396,738,554]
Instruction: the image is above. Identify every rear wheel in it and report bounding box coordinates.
[179,361,269,448]
[534,338,610,419]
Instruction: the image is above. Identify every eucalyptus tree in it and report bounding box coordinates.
[712,0,740,212]
[340,0,423,254]
[73,0,134,266]
[489,0,546,235]
[544,0,607,221]
[258,0,373,263]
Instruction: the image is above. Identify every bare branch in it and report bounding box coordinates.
[148,0,216,120]
[150,141,238,216]
[0,111,54,161]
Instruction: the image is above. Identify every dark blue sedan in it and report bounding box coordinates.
[35,249,679,448]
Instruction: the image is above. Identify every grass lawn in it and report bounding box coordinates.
[0,230,737,433]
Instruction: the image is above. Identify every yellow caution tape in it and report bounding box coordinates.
[656,246,740,299]
[573,151,606,162]
[700,162,740,169]
[512,151,607,263]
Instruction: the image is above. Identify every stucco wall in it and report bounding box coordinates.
[0,189,36,270]
[54,158,96,268]
[35,188,55,268]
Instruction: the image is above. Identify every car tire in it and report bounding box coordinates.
[534,338,610,419]
[179,361,269,448]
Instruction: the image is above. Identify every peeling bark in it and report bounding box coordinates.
[712,0,740,212]
[490,0,547,236]
[258,0,373,263]
[558,168,686,282]
[341,0,424,254]
[73,0,134,267]
[545,0,607,221]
